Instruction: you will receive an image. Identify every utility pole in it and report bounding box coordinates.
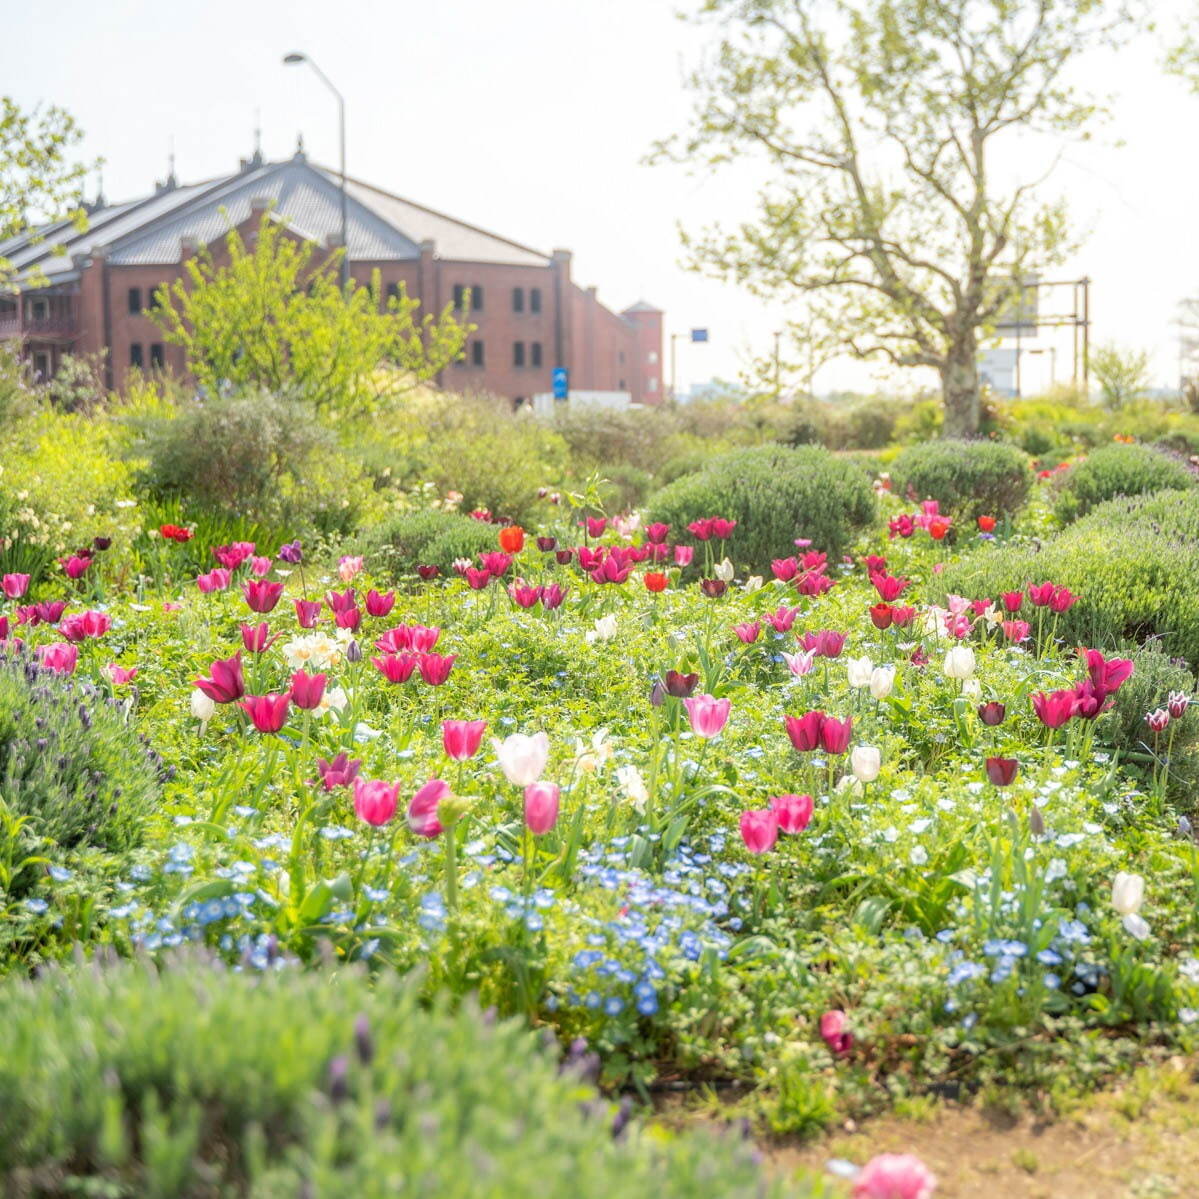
[773,329,782,397]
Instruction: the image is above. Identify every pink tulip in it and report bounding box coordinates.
[240,622,280,654]
[195,653,245,703]
[338,555,364,582]
[1032,689,1077,729]
[683,693,731,738]
[1002,619,1030,643]
[739,809,778,854]
[771,557,799,582]
[250,555,273,577]
[852,1154,937,1199]
[289,669,327,710]
[373,652,418,683]
[479,551,513,577]
[407,778,451,838]
[103,663,138,686]
[732,621,761,644]
[243,579,284,613]
[784,710,825,752]
[819,714,853,754]
[821,1009,854,1057]
[295,599,322,628]
[353,777,399,827]
[673,545,694,568]
[509,582,543,608]
[585,516,608,538]
[2,573,30,598]
[325,587,356,613]
[240,693,290,733]
[26,600,64,625]
[316,752,362,790]
[645,522,670,543]
[524,782,561,835]
[417,651,456,686]
[765,606,800,632]
[365,588,396,618]
[443,718,487,761]
[213,541,255,570]
[770,793,813,833]
[59,555,91,579]
[59,610,112,642]
[36,642,78,675]
[464,567,491,590]
[782,650,817,677]
[334,606,362,631]
[196,568,233,593]
[541,582,568,610]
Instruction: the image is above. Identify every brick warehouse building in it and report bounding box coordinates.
[0,145,664,404]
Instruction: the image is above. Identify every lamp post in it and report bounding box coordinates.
[283,51,349,291]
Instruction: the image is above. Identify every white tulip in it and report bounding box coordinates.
[942,646,976,680]
[850,745,881,783]
[869,665,895,700]
[715,558,735,583]
[615,763,649,809]
[190,688,215,724]
[962,678,982,700]
[585,614,618,644]
[492,731,550,786]
[1111,871,1144,916]
[743,575,764,594]
[846,655,874,688]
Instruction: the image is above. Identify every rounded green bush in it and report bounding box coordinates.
[1053,442,1196,524]
[646,444,875,570]
[0,954,805,1197]
[358,508,500,578]
[0,654,163,888]
[940,489,1199,666]
[890,438,1031,521]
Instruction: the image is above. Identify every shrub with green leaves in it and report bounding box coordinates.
[358,507,500,578]
[890,438,1031,521]
[646,444,875,569]
[0,654,163,889]
[940,490,1199,665]
[1052,442,1196,523]
[0,954,811,1198]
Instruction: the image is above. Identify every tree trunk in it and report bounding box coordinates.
[940,337,981,438]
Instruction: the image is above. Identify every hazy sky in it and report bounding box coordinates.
[5,0,1197,394]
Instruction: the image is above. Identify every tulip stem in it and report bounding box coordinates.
[443,826,459,914]
[355,826,377,896]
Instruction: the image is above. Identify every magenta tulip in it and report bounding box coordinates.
[819,715,853,755]
[739,809,778,854]
[683,693,731,738]
[2,573,30,598]
[524,782,561,835]
[365,589,396,618]
[770,793,814,833]
[36,642,78,675]
[417,652,456,686]
[243,578,284,613]
[103,663,139,686]
[59,610,112,642]
[196,568,232,593]
[325,587,356,613]
[1032,689,1077,729]
[295,599,322,628]
[509,582,543,608]
[289,669,327,711]
[59,555,91,579]
[353,777,399,827]
[852,1154,937,1199]
[442,718,487,761]
[820,1009,853,1057]
[317,752,362,790]
[240,693,290,733]
[372,652,417,683]
[407,778,451,838]
[541,582,568,610]
[784,710,825,752]
[240,622,279,654]
[732,621,761,644]
[195,653,245,703]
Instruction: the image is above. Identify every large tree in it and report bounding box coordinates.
[0,97,93,292]
[661,0,1138,436]
[152,216,469,418]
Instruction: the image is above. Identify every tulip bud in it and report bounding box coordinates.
[1029,806,1045,838]
[346,639,363,663]
[850,745,881,783]
[846,656,873,688]
[942,646,976,680]
[190,689,216,724]
[437,791,474,828]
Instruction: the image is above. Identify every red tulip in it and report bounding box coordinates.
[644,571,668,593]
[928,517,950,540]
[195,653,245,703]
[1001,590,1023,613]
[159,524,193,543]
[524,782,561,834]
[498,525,525,553]
[784,710,825,752]
[869,603,894,630]
[289,669,327,710]
[240,692,290,733]
[417,652,456,686]
[770,793,813,833]
[407,778,451,838]
[663,670,699,698]
[739,809,778,854]
[443,718,487,760]
[687,518,714,541]
[870,572,909,602]
[243,579,284,613]
[295,599,322,628]
[977,514,997,532]
[417,564,440,580]
[365,589,396,618]
[1032,689,1077,728]
[819,715,853,754]
[353,777,399,827]
[985,756,1019,786]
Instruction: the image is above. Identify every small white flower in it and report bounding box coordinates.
[573,728,613,774]
[615,763,649,809]
[585,614,618,644]
[316,686,348,717]
[190,689,215,724]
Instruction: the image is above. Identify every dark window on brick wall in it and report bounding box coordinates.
[130,343,144,367]
[453,284,466,309]
[386,282,400,304]
[471,340,485,367]
[530,342,543,368]
[530,287,542,313]
[127,287,142,314]
[512,287,524,312]
[513,341,525,367]
[150,343,164,367]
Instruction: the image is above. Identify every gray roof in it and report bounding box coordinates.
[6,154,553,284]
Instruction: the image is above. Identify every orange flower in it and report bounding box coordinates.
[977,514,996,532]
[928,517,950,541]
[498,526,525,554]
[644,572,668,593]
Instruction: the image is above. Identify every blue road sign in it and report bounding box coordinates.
[552,367,569,399]
[690,328,709,342]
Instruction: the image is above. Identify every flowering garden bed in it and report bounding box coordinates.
[0,475,1196,1197]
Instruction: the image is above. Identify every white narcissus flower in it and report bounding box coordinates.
[615,763,649,809]
[316,686,348,717]
[942,646,976,680]
[846,655,873,688]
[714,558,735,582]
[850,745,881,782]
[573,728,613,774]
[493,731,550,786]
[869,665,895,700]
[585,614,618,644]
[190,688,215,724]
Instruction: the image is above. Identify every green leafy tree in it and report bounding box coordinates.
[151,216,470,417]
[1088,341,1151,410]
[0,97,94,291]
[659,0,1139,437]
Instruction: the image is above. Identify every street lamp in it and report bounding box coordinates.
[283,51,349,291]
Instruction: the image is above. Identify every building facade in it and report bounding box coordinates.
[0,146,663,405]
